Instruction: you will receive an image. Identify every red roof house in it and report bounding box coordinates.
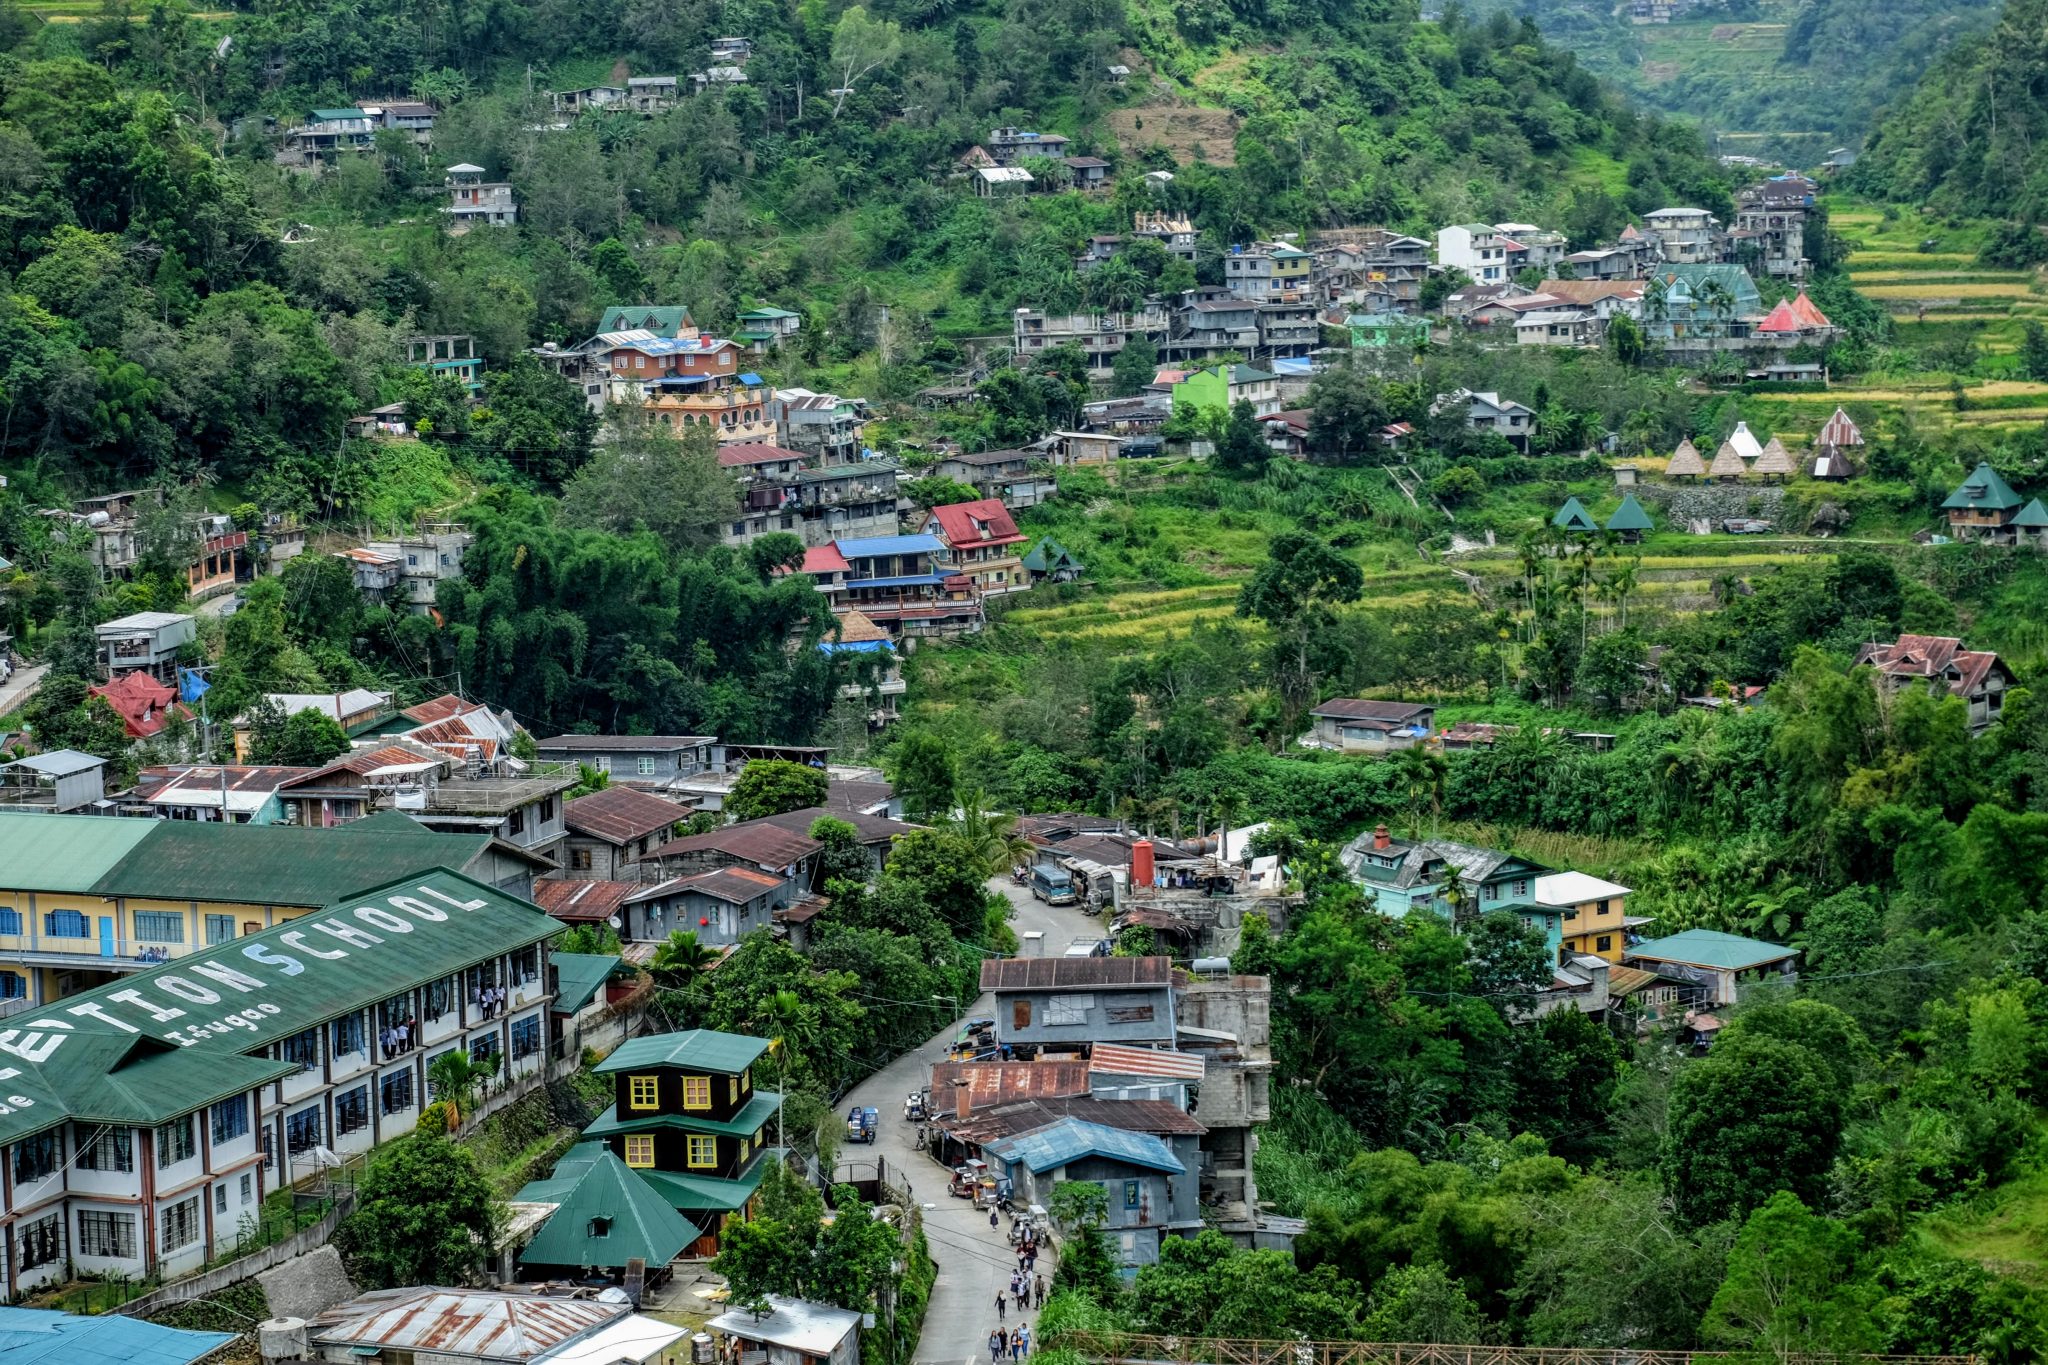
[89,673,186,739]
[1789,288,1832,329]
[1755,298,1802,334]
[925,498,1026,550]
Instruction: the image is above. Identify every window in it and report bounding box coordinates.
[211,1097,248,1146]
[0,907,19,934]
[18,1212,61,1269]
[44,909,89,938]
[332,1014,366,1058]
[637,756,657,776]
[682,1075,711,1110]
[205,914,236,946]
[687,1135,717,1169]
[570,848,594,871]
[1563,908,1578,921]
[629,1075,660,1111]
[511,946,539,986]
[510,1016,541,1060]
[14,1131,61,1184]
[1596,935,1613,953]
[79,1219,137,1260]
[156,1117,197,1168]
[280,1028,319,1072]
[79,1129,133,1172]
[134,911,185,944]
[738,1138,750,1163]
[1123,1179,1141,1210]
[380,1070,415,1116]
[741,1069,751,1094]
[336,1086,369,1136]
[0,974,22,1000]
[1045,994,1092,1026]
[215,1185,228,1215]
[540,797,557,823]
[728,1076,738,1104]
[1595,899,1611,917]
[160,1195,201,1253]
[592,756,611,774]
[625,1135,656,1168]
[240,1174,252,1204]
[509,807,525,836]
[424,976,455,1020]
[284,1108,322,1156]
[1512,879,1529,898]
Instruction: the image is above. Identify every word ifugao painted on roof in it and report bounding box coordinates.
[0,883,492,1065]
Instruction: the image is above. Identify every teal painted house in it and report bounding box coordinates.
[1341,312,1431,349]
[1643,264,1763,343]
[1337,827,1563,957]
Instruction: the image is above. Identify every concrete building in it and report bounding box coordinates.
[980,956,1177,1052]
[1436,223,1513,284]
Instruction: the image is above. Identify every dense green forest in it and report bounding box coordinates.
[1501,0,1998,156]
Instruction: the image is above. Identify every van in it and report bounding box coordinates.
[1029,865,1077,905]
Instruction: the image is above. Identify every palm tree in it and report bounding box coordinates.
[952,788,1031,878]
[1391,746,1448,836]
[651,929,717,983]
[756,989,809,1155]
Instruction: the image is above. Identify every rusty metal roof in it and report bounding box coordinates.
[979,956,1174,992]
[647,821,820,869]
[1090,1043,1206,1081]
[308,1287,627,1357]
[565,786,690,844]
[928,1059,1090,1116]
[531,878,638,923]
[944,1095,1205,1144]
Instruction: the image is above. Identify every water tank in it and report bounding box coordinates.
[692,1334,717,1364]
[86,511,112,528]
[1191,957,1232,975]
[1130,839,1155,888]
[392,782,427,811]
[257,1317,309,1362]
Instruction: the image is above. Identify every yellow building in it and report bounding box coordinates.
[1535,871,1641,963]
[0,812,547,1006]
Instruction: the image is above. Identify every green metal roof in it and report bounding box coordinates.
[1605,494,1654,533]
[552,953,623,1015]
[1021,539,1082,574]
[1553,497,1598,532]
[312,107,367,121]
[598,306,693,337]
[738,307,800,320]
[515,1145,701,1270]
[2016,498,2048,529]
[1943,462,2025,512]
[90,819,497,906]
[594,1029,770,1076]
[1628,928,1795,971]
[584,1090,781,1140]
[636,1158,773,1213]
[0,813,158,893]
[0,868,560,1145]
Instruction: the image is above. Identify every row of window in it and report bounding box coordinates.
[43,1178,243,1266]
[623,1133,725,1170]
[588,755,664,776]
[0,909,244,944]
[627,1070,749,1112]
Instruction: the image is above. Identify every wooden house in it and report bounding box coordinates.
[1941,462,2026,541]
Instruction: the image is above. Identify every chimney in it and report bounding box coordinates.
[1372,825,1390,851]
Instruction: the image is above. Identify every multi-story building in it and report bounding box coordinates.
[1340,826,1559,950]
[1011,304,1173,371]
[601,333,740,402]
[1171,364,1281,420]
[827,534,981,640]
[645,381,775,445]
[1641,207,1721,264]
[1493,222,1568,274]
[1131,212,1198,263]
[1436,223,1513,284]
[1733,173,1818,278]
[924,498,1029,597]
[1311,229,1431,312]
[0,866,561,1294]
[533,735,721,794]
[980,955,1178,1051]
[1854,633,2017,731]
[1221,242,1313,301]
[932,450,1060,509]
[405,335,485,392]
[96,611,195,683]
[1171,294,1260,361]
[338,522,471,614]
[625,75,682,113]
[281,108,376,162]
[770,389,868,466]
[1257,299,1319,354]
[987,127,1071,166]
[1536,872,1644,963]
[445,165,517,228]
[560,786,689,880]
[715,444,901,548]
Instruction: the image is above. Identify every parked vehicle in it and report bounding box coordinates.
[846,1106,878,1144]
[904,1089,930,1122]
[1029,864,1078,906]
[949,1158,989,1198]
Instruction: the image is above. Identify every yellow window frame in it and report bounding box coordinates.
[629,1075,660,1111]
[682,1075,712,1110]
[625,1135,655,1168]
[688,1135,717,1169]
[728,1075,739,1103]
[741,1068,751,1093]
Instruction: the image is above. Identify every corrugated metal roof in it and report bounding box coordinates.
[594,1029,769,1075]
[636,1159,773,1212]
[585,1089,780,1140]
[1089,1044,1205,1081]
[979,956,1174,991]
[515,1146,701,1269]
[565,787,690,844]
[928,1060,1090,1115]
[709,1296,863,1354]
[647,822,820,869]
[0,810,158,892]
[835,533,944,558]
[0,1306,233,1365]
[88,818,495,906]
[944,1095,1205,1143]
[551,953,623,1015]
[309,1287,625,1356]
[532,879,638,923]
[984,1117,1185,1175]
[1627,929,1795,972]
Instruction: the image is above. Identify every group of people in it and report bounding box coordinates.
[474,983,509,1018]
[986,1324,1031,1361]
[987,1262,1046,1361]
[379,1014,418,1059]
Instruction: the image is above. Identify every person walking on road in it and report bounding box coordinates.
[994,1291,1006,1321]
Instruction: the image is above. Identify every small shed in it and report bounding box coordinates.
[1605,494,1654,543]
[1553,497,1598,534]
[1613,462,1639,487]
[2015,498,2048,547]
[1664,438,1706,481]
[974,166,1033,197]
[1727,421,1763,462]
[0,750,108,812]
[1751,436,1794,481]
[710,1296,864,1365]
[1707,440,1747,482]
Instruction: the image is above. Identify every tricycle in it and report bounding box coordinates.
[845,1105,878,1144]
[948,1159,988,1198]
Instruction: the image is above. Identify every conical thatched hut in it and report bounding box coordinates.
[1665,438,1707,481]
[1708,440,1748,482]
[1752,436,1794,482]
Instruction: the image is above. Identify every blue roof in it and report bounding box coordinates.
[1271,357,1315,376]
[620,336,736,356]
[0,1308,233,1365]
[738,372,764,385]
[819,639,894,654]
[837,534,944,558]
[984,1118,1185,1175]
[849,574,948,589]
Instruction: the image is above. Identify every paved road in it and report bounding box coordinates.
[0,664,46,721]
[837,876,1106,1365]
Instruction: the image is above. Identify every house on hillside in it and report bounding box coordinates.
[1022,538,1085,585]
[1640,207,1721,264]
[1302,699,1436,753]
[445,164,517,228]
[1172,365,1281,420]
[980,956,1179,1051]
[1641,264,1762,349]
[562,786,690,879]
[88,672,188,739]
[534,735,720,794]
[984,1118,1199,1269]
[1339,828,1561,952]
[1432,390,1535,451]
[598,305,697,339]
[1941,462,2027,541]
[1853,635,2015,732]
[1536,872,1644,963]
[1625,929,1796,1007]
[737,306,803,354]
[925,500,1029,597]
[933,449,1060,509]
[1436,223,1514,284]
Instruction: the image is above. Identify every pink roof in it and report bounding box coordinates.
[1790,289,1831,328]
[716,443,804,467]
[800,544,850,574]
[1755,298,1802,334]
[1619,224,1640,240]
[928,498,1025,549]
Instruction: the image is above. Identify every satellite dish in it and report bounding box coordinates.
[607,915,623,929]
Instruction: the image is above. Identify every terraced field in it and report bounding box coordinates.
[1832,200,2047,374]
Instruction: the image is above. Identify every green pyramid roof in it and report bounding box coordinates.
[2015,498,2048,529]
[1022,538,1083,573]
[1605,494,1654,533]
[1553,497,1598,532]
[1942,462,2024,511]
[515,1143,701,1270]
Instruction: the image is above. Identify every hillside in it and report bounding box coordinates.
[1504,0,1997,161]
